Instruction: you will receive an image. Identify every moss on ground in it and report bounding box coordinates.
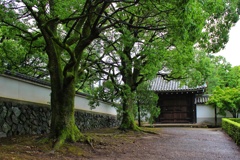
[0,127,162,160]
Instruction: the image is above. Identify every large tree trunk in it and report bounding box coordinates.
[49,71,83,149]
[119,93,138,130]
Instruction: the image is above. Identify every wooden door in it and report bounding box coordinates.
[156,93,195,123]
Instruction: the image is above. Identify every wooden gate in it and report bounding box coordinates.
[156,93,195,123]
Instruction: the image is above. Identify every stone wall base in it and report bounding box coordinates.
[0,98,119,137]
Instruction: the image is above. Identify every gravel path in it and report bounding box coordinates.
[151,128,240,160]
[89,128,240,160]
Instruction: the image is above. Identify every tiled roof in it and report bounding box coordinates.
[195,94,210,104]
[150,75,207,93]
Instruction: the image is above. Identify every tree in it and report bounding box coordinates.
[207,65,240,118]
[0,0,239,146]
[226,66,240,88]
[207,87,240,118]
[0,0,141,148]
[182,50,213,88]
[205,55,232,93]
[92,0,240,130]
[0,26,49,78]
[136,83,160,127]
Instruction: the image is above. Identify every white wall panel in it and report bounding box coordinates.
[0,75,117,115]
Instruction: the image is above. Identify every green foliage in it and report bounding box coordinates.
[180,50,213,87]
[207,87,240,117]
[207,64,240,118]
[198,0,240,53]
[1,0,240,140]
[88,80,119,108]
[206,55,232,93]
[230,118,240,123]
[222,118,240,145]
[226,66,240,88]
[1,0,143,147]
[0,26,48,77]
[93,0,240,129]
[136,83,160,124]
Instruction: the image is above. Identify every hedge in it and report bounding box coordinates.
[222,118,240,145]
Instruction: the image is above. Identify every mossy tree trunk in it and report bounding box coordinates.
[49,70,83,149]
[34,1,108,148]
[118,30,142,131]
[45,37,83,149]
[119,52,140,131]
[119,91,138,130]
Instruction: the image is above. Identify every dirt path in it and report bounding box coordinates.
[0,127,240,160]
[86,128,240,160]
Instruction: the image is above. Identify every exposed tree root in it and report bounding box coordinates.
[36,132,95,151]
[118,126,139,132]
[36,135,51,144]
[118,125,159,135]
[138,127,159,135]
[119,121,140,132]
[53,126,84,150]
[85,135,95,150]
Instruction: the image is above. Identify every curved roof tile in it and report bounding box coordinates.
[195,95,210,104]
[150,75,207,92]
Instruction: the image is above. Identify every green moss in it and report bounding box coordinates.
[119,110,140,131]
[53,125,84,150]
[0,127,164,159]
[60,144,85,156]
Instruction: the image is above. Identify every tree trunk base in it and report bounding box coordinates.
[119,109,140,131]
[53,125,84,150]
[119,119,139,131]
[37,126,94,151]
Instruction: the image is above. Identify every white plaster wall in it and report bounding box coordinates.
[197,104,215,118]
[197,104,235,124]
[197,104,215,124]
[0,75,117,115]
[74,95,117,115]
[0,75,51,104]
[197,104,234,118]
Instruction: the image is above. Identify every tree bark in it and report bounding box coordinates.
[49,73,83,149]
[138,100,141,127]
[214,106,217,127]
[119,93,138,130]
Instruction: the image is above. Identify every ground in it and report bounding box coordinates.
[0,127,240,160]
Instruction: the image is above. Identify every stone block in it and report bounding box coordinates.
[0,106,7,119]
[11,114,18,124]
[12,107,21,117]
[0,132,7,138]
[2,122,11,133]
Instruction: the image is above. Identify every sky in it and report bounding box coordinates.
[217,21,240,67]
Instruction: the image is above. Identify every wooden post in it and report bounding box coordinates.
[214,106,217,127]
[137,100,141,127]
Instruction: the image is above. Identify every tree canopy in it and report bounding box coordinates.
[0,0,239,148]
[207,86,240,118]
[205,55,232,93]
[90,0,240,130]
[0,0,144,148]
[207,65,240,117]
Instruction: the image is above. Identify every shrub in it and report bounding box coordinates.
[222,118,240,145]
[230,119,240,123]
